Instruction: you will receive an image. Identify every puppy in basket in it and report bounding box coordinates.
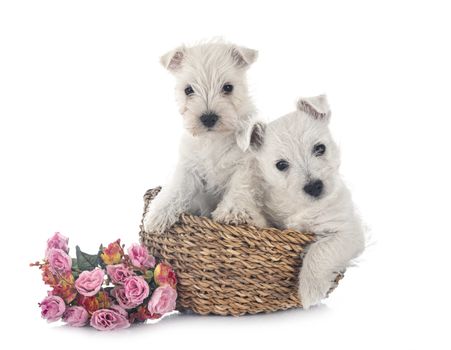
[144,41,267,233]
[255,95,365,309]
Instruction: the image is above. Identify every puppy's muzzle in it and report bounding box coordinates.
[200,112,219,128]
[303,179,323,198]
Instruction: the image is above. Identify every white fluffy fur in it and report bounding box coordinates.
[255,95,365,309]
[143,41,266,233]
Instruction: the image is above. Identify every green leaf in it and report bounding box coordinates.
[71,258,78,269]
[143,270,154,283]
[71,258,80,279]
[75,245,99,272]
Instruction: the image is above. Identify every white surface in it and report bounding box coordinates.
[1,1,450,349]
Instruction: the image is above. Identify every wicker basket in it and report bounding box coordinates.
[139,187,342,316]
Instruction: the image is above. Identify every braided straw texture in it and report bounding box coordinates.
[139,187,342,316]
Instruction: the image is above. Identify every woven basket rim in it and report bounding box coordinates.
[139,186,316,244]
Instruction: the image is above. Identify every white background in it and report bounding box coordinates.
[1,0,450,349]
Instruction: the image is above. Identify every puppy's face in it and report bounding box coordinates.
[161,42,257,137]
[257,96,341,205]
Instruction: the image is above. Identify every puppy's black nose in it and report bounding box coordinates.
[200,113,219,128]
[303,180,324,198]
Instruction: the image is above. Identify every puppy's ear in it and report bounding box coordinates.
[249,122,266,151]
[231,46,258,68]
[297,95,331,121]
[160,46,186,72]
[236,121,266,152]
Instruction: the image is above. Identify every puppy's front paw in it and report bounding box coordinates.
[212,204,251,226]
[246,210,268,228]
[143,206,179,234]
[212,205,267,227]
[298,271,333,310]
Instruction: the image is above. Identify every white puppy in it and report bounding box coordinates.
[255,95,365,309]
[144,41,266,233]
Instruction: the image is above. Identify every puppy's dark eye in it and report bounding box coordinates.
[313,143,326,156]
[222,84,234,94]
[184,85,194,96]
[275,160,289,171]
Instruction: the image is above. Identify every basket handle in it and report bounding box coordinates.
[139,187,162,234]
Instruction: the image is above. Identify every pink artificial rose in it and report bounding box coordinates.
[111,286,137,309]
[47,248,72,274]
[46,232,69,256]
[127,244,156,269]
[106,264,135,285]
[147,285,177,316]
[90,309,130,331]
[62,306,89,327]
[124,276,150,305]
[75,268,105,297]
[109,304,128,318]
[39,295,66,322]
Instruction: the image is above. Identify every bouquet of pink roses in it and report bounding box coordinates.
[31,233,177,330]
